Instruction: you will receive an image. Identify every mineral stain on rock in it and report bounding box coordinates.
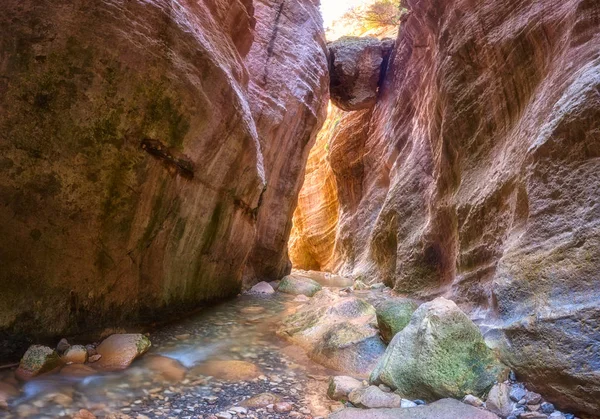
[140,138,195,179]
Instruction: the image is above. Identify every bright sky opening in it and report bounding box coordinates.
[320,0,366,28]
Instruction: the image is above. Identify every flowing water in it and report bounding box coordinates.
[0,280,357,419]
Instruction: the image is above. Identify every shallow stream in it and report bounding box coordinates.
[0,283,356,419]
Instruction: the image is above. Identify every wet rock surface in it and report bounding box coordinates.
[327,376,364,401]
[95,334,151,371]
[247,282,276,295]
[348,385,403,409]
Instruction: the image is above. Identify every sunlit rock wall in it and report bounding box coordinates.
[289,104,341,272]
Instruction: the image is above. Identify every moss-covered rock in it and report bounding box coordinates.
[370,297,506,400]
[16,345,62,380]
[277,274,322,297]
[375,299,418,343]
[279,289,385,377]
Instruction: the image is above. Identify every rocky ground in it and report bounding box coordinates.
[0,271,585,419]
[0,282,344,419]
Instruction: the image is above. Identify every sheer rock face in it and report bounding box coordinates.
[0,0,326,358]
[243,0,329,283]
[296,0,600,415]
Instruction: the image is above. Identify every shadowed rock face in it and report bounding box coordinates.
[293,0,600,415]
[0,0,327,359]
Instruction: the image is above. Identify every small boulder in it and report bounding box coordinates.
[73,409,96,419]
[95,334,151,371]
[525,392,543,405]
[16,345,62,380]
[375,299,418,343]
[247,281,275,295]
[0,382,19,409]
[541,402,555,414]
[486,383,516,417]
[88,354,101,363]
[274,402,293,413]
[56,338,70,355]
[278,275,322,297]
[510,385,527,402]
[462,394,485,408]
[328,376,364,400]
[85,345,97,357]
[348,385,402,409]
[370,297,506,401]
[520,413,548,419]
[62,345,88,364]
[241,393,282,408]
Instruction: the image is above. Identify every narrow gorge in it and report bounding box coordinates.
[0,0,598,419]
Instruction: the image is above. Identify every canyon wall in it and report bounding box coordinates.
[243,0,329,283]
[0,0,327,358]
[289,104,341,272]
[293,0,600,415]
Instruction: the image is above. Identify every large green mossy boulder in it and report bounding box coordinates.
[277,274,322,297]
[375,298,419,343]
[370,297,506,401]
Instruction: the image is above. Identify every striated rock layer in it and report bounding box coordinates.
[0,0,327,358]
[294,0,600,415]
[289,104,341,272]
[243,0,329,283]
